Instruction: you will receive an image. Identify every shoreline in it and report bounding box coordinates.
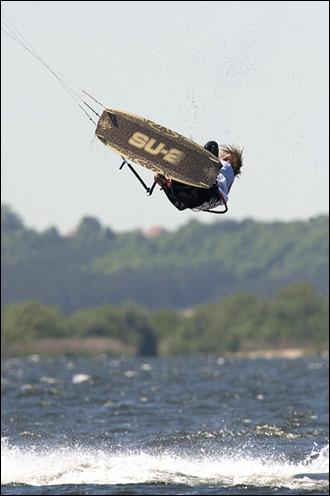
[1,336,136,358]
[1,337,328,359]
[223,347,328,359]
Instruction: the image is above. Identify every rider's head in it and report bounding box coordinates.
[220,145,243,176]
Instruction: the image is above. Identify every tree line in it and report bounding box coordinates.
[2,205,329,312]
[2,283,328,356]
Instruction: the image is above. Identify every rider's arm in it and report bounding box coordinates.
[215,162,235,202]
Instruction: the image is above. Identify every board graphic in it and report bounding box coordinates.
[95,108,220,188]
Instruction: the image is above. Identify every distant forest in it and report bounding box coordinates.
[2,283,328,356]
[1,205,329,312]
[2,205,329,356]
[1,204,329,313]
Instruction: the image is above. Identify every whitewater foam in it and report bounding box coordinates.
[1,438,328,489]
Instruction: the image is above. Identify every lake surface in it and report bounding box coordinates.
[1,355,329,495]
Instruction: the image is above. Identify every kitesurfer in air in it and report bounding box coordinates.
[155,142,243,213]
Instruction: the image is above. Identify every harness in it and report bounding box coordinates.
[193,184,228,214]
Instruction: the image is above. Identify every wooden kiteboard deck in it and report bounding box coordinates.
[95,108,220,188]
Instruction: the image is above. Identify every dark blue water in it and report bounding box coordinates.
[1,355,329,495]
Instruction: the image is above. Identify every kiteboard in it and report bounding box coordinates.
[95,108,220,188]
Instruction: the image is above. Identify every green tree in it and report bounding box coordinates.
[2,300,66,344]
[1,204,24,231]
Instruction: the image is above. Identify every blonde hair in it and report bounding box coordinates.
[220,144,243,176]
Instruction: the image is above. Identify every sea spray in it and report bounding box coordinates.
[2,437,328,489]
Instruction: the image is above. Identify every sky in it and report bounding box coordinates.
[1,1,329,234]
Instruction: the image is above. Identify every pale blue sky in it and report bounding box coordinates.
[1,1,329,233]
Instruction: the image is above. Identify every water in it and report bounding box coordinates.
[1,355,329,495]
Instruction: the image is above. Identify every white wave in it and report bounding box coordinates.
[71,374,91,384]
[1,437,328,489]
